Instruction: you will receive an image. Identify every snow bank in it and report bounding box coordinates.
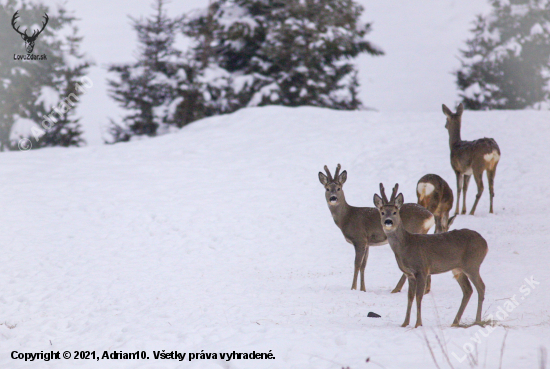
[0,106,549,368]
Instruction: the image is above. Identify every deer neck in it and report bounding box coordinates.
[448,123,462,148]
[385,222,410,256]
[328,199,350,228]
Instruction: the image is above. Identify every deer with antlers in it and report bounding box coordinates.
[11,10,49,54]
[442,103,501,215]
[417,174,456,233]
[374,183,488,327]
[318,164,434,293]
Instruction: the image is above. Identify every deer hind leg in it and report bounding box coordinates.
[402,276,416,327]
[452,270,473,326]
[454,171,463,215]
[469,171,484,215]
[351,244,367,291]
[462,174,471,214]
[465,269,486,324]
[359,246,369,292]
[487,167,497,214]
[414,273,427,327]
[392,274,407,293]
[424,275,432,294]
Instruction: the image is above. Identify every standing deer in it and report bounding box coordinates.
[374,183,488,328]
[442,103,501,215]
[417,174,456,233]
[11,11,49,54]
[318,164,434,293]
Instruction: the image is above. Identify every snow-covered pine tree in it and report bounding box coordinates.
[455,0,550,110]
[107,0,184,142]
[184,0,383,110]
[0,0,91,150]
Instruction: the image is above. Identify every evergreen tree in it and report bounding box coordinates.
[107,0,186,142]
[455,0,550,110]
[184,0,383,110]
[0,0,91,150]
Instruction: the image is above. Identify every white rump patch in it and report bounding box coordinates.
[484,151,500,163]
[423,216,435,231]
[417,182,435,199]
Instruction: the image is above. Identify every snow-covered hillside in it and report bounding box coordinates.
[1,107,549,368]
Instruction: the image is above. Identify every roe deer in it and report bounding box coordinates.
[417,174,456,233]
[374,183,488,328]
[319,164,434,293]
[442,103,501,215]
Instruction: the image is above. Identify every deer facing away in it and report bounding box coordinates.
[319,165,434,293]
[417,174,456,233]
[374,183,488,328]
[442,103,500,215]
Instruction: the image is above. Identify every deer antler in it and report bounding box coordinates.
[389,184,399,203]
[333,164,341,180]
[323,165,333,182]
[379,183,389,204]
[11,11,48,41]
[11,11,28,38]
[30,13,48,40]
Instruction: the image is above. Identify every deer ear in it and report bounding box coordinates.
[338,170,347,185]
[318,172,328,185]
[442,104,453,117]
[373,194,384,209]
[395,193,404,208]
[456,103,464,115]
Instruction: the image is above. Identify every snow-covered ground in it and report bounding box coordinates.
[1,106,549,368]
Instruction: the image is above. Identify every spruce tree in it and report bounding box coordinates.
[455,0,550,110]
[107,0,185,142]
[184,0,383,110]
[0,0,91,150]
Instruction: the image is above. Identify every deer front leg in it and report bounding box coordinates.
[462,174,471,214]
[402,275,416,327]
[359,245,369,292]
[414,273,427,328]
[351,244,366,291]
[454,171,463,215]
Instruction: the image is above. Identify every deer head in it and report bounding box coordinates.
[373,183,404,232]
[11,11,49,54]
[318,164,347,206]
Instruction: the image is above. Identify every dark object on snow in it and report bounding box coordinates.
[367,312,381,318]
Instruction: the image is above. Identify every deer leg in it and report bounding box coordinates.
[359,245,369,292]
[392,274,407,293]
[351,244,366,291]
[434,216,442,234]
[454,171,463,215]
[469,171,484,215]
[462,174,471,214]
[465,270,486,324]
[414,273,427,327]
[452,270,473,326]
[402,275,416,327]
[487,168,497,214]
[424,275,431,294]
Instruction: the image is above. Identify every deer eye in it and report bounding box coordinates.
[326,188,329,192]
[337,188,341,191]
[393,212,397,215]
[381,212,385,215]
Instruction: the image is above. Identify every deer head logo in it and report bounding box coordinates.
[11,10,49,54]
